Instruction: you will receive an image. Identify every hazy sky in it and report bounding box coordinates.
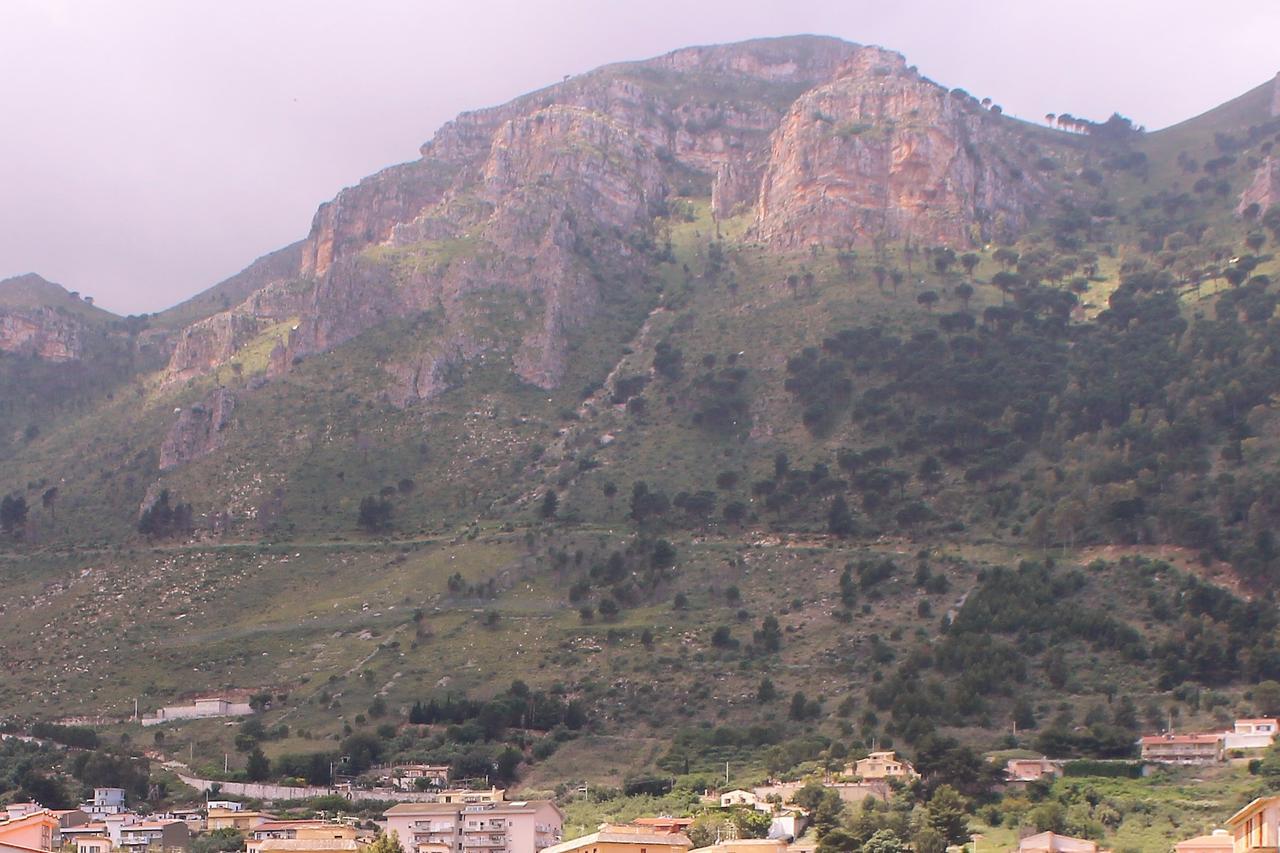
[1,0,1277,315]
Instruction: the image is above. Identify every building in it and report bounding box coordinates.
[252,842,361,853]
[1224,720,1280,751]
[1227,796,1280,853]
[630,821,692,835]
[1005,758,1060,784]
[0,810,59,853]
[1174,829,1234,853]
[140,697,254,726]
[384,799,563,853]
[71,837,113,853]
[849,751,919,780]
[205,802,243,813]
[374,765,451,791]
[119,820,190,853]
[765,812,805,842]
[718,791,757,808]
[689,841,787,853]
[60,823,112,848]
[2,807,42,824]
[49,810,90,846]
[207,810,276,832]
[160,809,205,833]
[1139,733,1225,764]
[539,824,692,853]
[247,822,359,853]
[82,789,128,816]
[1017,832,1101,853]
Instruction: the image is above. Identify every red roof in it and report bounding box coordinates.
[1141,733,1222,745]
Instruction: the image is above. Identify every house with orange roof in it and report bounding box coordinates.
[1139,733,1224,764]
[246,822,358,853]
[71,838,112,853]
[1174,829,1233,853]
[0,809,59,853]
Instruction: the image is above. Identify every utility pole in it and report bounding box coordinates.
[725,761,729,786]
[224,754,229,774]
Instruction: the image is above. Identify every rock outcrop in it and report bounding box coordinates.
[164,311,264,385]
[754,48,1046,249]
[1239,156,1280,215]
[0,306,83,361]
[144,37,1064,396]
[158,389,236,470]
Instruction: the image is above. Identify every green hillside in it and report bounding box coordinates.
[2,37,1280,853]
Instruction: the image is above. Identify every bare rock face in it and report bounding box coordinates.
[1240,156,1280,215]
[0,307,83,361]
[158,388,236,470]
[164,311,264,385]
[292,105,667,390]
[1272,72,1280,118]
[299,161,458,279]
[754,48,1045,249]
[149,36,1064,396]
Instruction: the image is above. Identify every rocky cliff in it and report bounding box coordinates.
[158,388,236,470]
[1239,156,1280,214]
[0,305,84,361]
[143,37,1063,397]
[754,48,1046,249]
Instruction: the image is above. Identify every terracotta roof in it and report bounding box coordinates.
[1017,831,1098,853]
[541,830,692,853]
[255,821,334,831]
[1174,831,1232,850]
[1140,734,1222,745]
[256,835,360,845]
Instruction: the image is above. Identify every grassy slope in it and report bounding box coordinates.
[0,273,122,323]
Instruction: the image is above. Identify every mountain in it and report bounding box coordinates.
[2,35,1280,820]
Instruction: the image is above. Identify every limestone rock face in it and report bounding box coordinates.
[164,311,264,385]
[291,105,667,389]
[1239,156,1280,214]
[754,48,1046,249]
[144,37,1064,398]
[0,307,83,361]
[158,388,236,470]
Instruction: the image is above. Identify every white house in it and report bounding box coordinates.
[141,698,253,726]
[720,790,758,808]
[1224,719,1280,751]
[80,789,127,816]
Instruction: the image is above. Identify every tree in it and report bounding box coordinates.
[757,677,777,703]
[1255,681,1280,716]
[926,785,969,844]
[757,616,782,653]
[0,494,28,537]
[789,691,810,721]
[539,489,558,519]
[192,830,245,853]
[363,834,404,853]
[960,253,980,278]
[917,291,940,312]
[137,489,193,538]
[357,496,393,532]
[41,487,58,521]
[828,495,856,537]
[861,829,909,853]
[992,247,1019,270]
[245,747,270,782]
[954,282,974,310]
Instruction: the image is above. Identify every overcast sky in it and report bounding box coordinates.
[1,0,1277,315]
